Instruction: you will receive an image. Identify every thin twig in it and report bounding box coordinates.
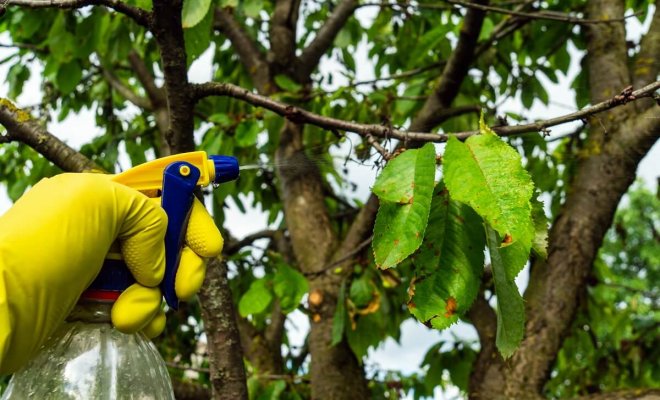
[193,80,660,143]
[324,236,374,273]
[165,362,210,374]
[366,135,392,160]
[4,0,151,27]
[223,229,278,256]
[445,0,642,24]
[359,0,642,24]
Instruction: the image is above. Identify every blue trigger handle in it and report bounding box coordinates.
[159,161,201,309]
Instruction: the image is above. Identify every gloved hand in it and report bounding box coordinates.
[0,173,223,375]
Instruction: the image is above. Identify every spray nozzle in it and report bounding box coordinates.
[209,155,240,184]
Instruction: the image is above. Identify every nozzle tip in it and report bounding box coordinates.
[210,155,239,184]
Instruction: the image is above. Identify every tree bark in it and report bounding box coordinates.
[275,121,370,399]
[198,259,249,400]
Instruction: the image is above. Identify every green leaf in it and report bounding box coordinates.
[331,281,347,346]
[184,6,213,64]
[372,143,436,269]
[7,63,30,99]
[334,29,351,48]
[181,0,212,28]
[443,115,535,279]
[243,0,263,19]
[531,194,549,258]
[349,275,376,308]
[238,279,273,317]
[56,61,83,95]
[273,263,308,313]
[408,183,485,330]
[478,17,494,41]
[7,176,29,201]
[235,120,260,147]
[373,143,436,204]
[486,225,525,359]
[274,75,301,92]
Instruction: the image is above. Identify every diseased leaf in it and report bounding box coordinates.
[531,194,549,258]
[372,144,436,269]
[273,263,308,313]
[486,225,525,359]
[443,115,535,279]
[408,183,485,330]
[238,279,273,317]
[181,0,212,28]
[372,143,436,204]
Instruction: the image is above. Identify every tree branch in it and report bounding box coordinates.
[585,0,630,105]
[128,50,166,108]
[633,2,660,92]
[446,0,642,24]
[4,0,151,27]
[101,68,153,110]
[467,293,500,398]
[269,0,302,72]
[192,80,660,143]
[343,61,445,88]
[296,0,358,80]
[0,99,101,173]
[150,0,194,153]
[125,50,170,153]
[171,378,210,400]
[214,8,272,93]
[574,389,660,400]
[223,229,278,256]
[410,0,488,132]
[198,258,249,400]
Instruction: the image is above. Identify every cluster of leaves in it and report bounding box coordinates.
[371,116,547,358]
[546,183,660,397]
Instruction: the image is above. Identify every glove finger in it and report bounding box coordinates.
[175,246,207,301]
[114,185,168,287]
[111,284,162,333]
[142,309,166,339]
[185,199,223,258]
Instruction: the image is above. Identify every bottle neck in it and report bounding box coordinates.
[66,300,112,323]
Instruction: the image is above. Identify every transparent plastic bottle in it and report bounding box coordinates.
[1,301,174,400]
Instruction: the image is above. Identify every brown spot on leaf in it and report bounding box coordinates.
[502,233,513,245]
[415,231,421,239]
[312,313,322,323]
[394,239,400,246]
[444,297,457,318]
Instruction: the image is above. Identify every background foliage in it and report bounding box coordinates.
[0,0,658,398]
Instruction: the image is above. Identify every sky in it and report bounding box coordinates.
[0,5,658,399]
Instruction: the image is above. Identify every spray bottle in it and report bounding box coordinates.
[1,151,239,399]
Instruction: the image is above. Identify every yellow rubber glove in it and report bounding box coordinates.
[0,173,223,375]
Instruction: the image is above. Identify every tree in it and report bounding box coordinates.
[0,0,658,399]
